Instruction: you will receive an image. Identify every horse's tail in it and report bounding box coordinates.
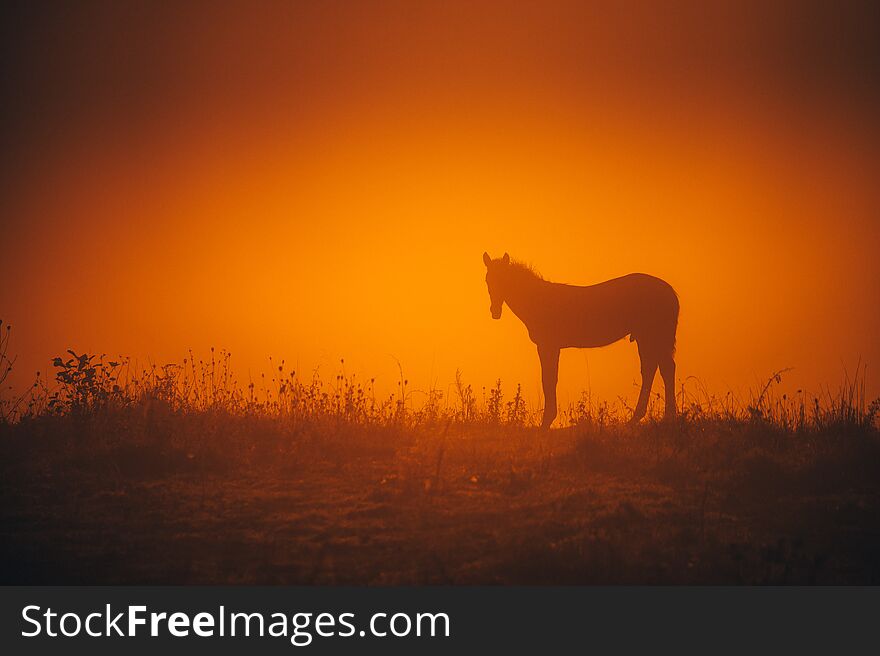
[670,288,680,356]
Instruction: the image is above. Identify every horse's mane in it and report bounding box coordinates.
[508,259,544,282]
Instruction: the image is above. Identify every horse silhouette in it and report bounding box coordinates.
[483,252,679,428]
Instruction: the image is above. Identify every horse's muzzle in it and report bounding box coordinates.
[490,307,502,320]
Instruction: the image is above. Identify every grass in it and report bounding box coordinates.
[1,332,879,584]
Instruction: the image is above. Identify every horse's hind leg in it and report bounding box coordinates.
[631,342,658,424]
[659,353,677,420]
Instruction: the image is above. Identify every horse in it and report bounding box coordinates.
[482,252,679,428]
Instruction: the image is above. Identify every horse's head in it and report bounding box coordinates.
[482,251,510,319]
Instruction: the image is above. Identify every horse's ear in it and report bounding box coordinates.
[502,252,510,265]
[483,252,491,267]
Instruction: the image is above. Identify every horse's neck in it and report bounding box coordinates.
[506,277,547,326]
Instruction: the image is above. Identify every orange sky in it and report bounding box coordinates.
[2,1,879,410]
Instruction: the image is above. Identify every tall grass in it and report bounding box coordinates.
[0,323,876,441]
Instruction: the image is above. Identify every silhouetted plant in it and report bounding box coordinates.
[486,379,503,424]
[0,320,22,423]
[506,384,528,425]
[454,369,476,423]
[49,351,123,414]
[747,368,792,423]
[566,391,616,428]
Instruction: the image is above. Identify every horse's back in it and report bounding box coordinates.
[540,273,678,349]
[602,273,678,308]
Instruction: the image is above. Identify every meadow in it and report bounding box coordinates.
[1,324,879,584]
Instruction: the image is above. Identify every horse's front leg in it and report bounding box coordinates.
[538,344,560,429]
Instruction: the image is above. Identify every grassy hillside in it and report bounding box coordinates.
[1,340,879,584]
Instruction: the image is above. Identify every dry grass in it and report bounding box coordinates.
[1,340,879,584]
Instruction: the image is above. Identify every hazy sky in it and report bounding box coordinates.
[2,1,879,410]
